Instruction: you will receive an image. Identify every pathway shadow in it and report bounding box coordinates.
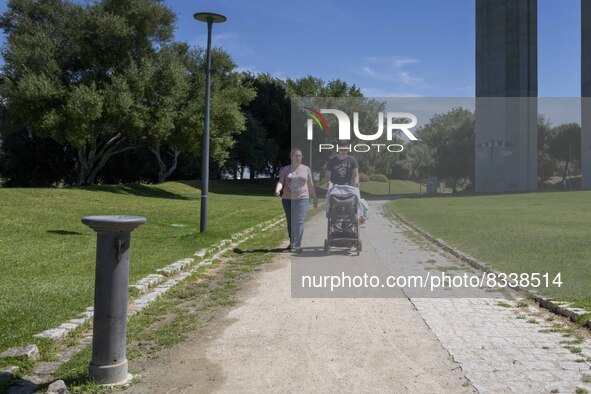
[293,246,357,258]
[232,247,286,254]
[1,376,39,393]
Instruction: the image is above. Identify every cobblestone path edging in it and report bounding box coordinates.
[392,211,591,331]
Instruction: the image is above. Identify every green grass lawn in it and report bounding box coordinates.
[386,191,591,301]
[316,180,426,198]
[0,180,284,352]
[360,180,424,196]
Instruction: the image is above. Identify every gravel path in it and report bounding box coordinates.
[126,201,591,394]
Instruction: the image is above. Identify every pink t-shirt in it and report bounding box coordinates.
[279,165,311,199]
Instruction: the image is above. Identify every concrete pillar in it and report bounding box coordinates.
[582,0,591,189]
[82,215,146,386]
[475,0,538,192]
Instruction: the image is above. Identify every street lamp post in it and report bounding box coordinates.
[194,12,227,233]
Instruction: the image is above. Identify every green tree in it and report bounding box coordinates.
[241,73,289,178]
[398,143,436,182]
[286,76,362,98]
[225,111,273,179]
[225,74,363,179]
[0,0,177,184]
[203,52,256,178]
[547,123,581,185]
[417,107,475,192]
[132,43,189,184]
[287,76,373,178]
[141,45,254,183]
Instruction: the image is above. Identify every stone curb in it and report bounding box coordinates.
[33,308,94,341]
[392,212,591,331]
[2,216,285,370]
[29,217,283,342]
[0,344,40,361]
[534,297,591,329]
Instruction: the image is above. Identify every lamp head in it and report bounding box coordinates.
[193,12,227,24]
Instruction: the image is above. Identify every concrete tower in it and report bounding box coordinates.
[582,0,591,189]
[475,0,538,192]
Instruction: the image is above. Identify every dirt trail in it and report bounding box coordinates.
[126,204,474,393]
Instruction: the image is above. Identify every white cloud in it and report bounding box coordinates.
[365,56,419,68]
[390,57,420,68]
[361,66,380,79]
[357,54,435,97]
[360,65,427,89]
[396,71,425,86]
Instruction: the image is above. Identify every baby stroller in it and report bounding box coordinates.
[324,185,362,255]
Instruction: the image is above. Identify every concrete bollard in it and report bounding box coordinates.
[82,215,146,386]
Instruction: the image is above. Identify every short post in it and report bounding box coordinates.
[82,215,146,386]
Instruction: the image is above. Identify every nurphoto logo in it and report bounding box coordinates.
[305,108,419,153]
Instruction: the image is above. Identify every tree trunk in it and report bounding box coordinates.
[250,167,256,180]
[562,159,570,187]
[164,148,181,181]
[77,148,92,185]
[239,165,245,179]
[76,134,133,185]
[151,143,167,183]
[150,143,181,184]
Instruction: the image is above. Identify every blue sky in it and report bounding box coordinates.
[0,0,582,96]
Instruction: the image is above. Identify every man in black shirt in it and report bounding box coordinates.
[324,145,360,187]
[324,144,363,229]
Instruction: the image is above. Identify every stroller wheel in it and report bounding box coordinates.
[324,239,330,255]
[357,240,362,255]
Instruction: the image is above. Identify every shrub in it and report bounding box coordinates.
[370,173,389,182]
[359,173,370,182]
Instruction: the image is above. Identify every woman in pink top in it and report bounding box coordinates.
[274,149,318,253]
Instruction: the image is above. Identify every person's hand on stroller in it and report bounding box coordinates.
[352,168,360,188]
